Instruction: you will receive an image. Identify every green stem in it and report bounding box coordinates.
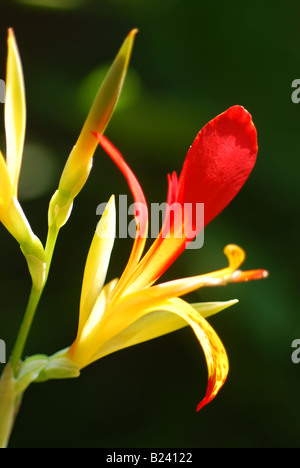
[0,226,61,446]
[10,286,43,376]
[0,364,21,449]
[10,226,60,377]
[45,225,60,280]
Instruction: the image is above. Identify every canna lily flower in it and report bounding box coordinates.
[0,29,45,287]
[60,105,268,411]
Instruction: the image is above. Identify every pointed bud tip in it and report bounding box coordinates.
[7,28,16,44]
[120,29,138,56]
[129,28,139,37]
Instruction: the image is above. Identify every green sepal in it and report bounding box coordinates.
[15,351,80,392]
[34,349,80,383]
[15,355,48,395]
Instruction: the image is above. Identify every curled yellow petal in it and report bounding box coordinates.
[83,296,229,411]
[85,299,238,363]
[5,28,26,197]
[151,298,229,411]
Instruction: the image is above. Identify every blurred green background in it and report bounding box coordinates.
[0,0,299,448]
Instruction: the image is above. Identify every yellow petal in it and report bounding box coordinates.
[94,134,149,302]
[89,297,229,411]
[79,195,116,334]
[132,245,265,298]
[89,310,187,362]
[91,253,240,369]
[124,227,187,293]
[5,29,26,196]
[0,150,12,206]
[69,279,118,368]
[159,298,229,411]
[86,282,235,365]
[92,300,237,362]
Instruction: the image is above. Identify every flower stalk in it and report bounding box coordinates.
[0,364,21,449]
[10,286,44,376]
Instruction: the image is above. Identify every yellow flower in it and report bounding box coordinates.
[63,106,268,411]
[0,29,45,287]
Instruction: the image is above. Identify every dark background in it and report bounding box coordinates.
[0,0,299,448]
